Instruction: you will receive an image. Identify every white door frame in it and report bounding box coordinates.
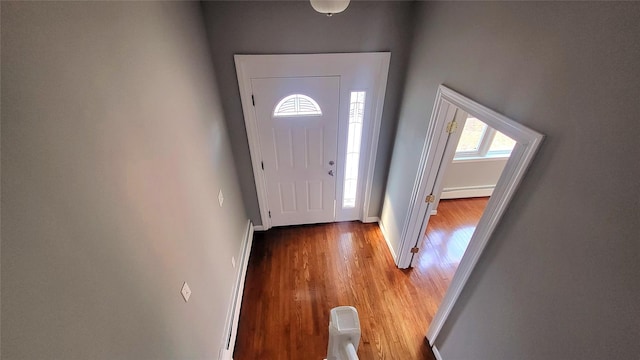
[395,85,543,344]
[235,53,391,230]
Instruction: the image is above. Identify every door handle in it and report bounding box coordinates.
[328,170,334,176]
[329,160,335,166]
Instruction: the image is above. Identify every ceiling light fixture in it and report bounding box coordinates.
[310,0,350,16]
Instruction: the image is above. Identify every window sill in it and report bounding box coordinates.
[452,154,510,163]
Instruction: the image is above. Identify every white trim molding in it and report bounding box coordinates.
[219,221,255,360]
[439,185,495,199]
[432,344,444,360]
[234,53,390,230]
[363,216,380,223]
[397,86,544,345]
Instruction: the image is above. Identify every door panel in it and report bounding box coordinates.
[409,107,468,265]
[252,77,340,227]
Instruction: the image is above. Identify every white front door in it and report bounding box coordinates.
[251,77,340,227]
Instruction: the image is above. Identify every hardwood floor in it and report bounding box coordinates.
[413,197,489,289]
[234,198,488,360]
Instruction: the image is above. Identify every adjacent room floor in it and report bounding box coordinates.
[413,197,489,293]
[234,197,488,360]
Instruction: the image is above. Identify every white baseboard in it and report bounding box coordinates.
[220,220,255,360]
[432,344,443,360]
[363,216,380,223]
[440,185,494,200]
[252,224,266,231]
[219,349,232,360]
[378,220,397,261]
[430,209,437,216]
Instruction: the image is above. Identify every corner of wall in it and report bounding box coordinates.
[377,219,397,262]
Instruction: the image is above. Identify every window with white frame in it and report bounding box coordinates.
[273,94,322,117]
[342,91,366,209]
[455,115,516,159]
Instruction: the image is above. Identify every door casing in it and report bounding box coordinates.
[403,106,469,263]
[235,53,391,230]
[391,85,544,345]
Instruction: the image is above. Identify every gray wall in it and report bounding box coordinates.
[201,1,415,224]
[384,1,640,359]
[440,159,507,195]
[1,2,248,359]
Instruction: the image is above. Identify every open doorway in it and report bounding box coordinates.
[389,86,543,349]
[414,115,515,294]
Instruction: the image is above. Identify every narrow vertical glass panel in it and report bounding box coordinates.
[489,130,516,153]
[343,91,366,209]
[273,94,322,117]
[456,116,488,153]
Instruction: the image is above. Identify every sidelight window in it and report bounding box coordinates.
[343,91,366,209]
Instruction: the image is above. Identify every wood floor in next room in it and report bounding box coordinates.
[234,197,488,360]
[413,197,489,287]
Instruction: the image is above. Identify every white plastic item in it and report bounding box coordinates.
[309,0,350,16]
[326,306,361,360]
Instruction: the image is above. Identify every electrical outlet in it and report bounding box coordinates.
[181,282,192,302]
[231,256,236,268]
[218,189,224,207]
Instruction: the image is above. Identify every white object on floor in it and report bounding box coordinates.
[326,306,361,360]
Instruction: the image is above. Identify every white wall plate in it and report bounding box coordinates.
[181,282,192,302]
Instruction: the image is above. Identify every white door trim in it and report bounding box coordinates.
[235,53,391,230]
[395,85,543,343]
[403,106,469,268]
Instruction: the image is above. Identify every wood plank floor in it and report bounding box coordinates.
[412,197,489,295]
[234,197,488,360]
